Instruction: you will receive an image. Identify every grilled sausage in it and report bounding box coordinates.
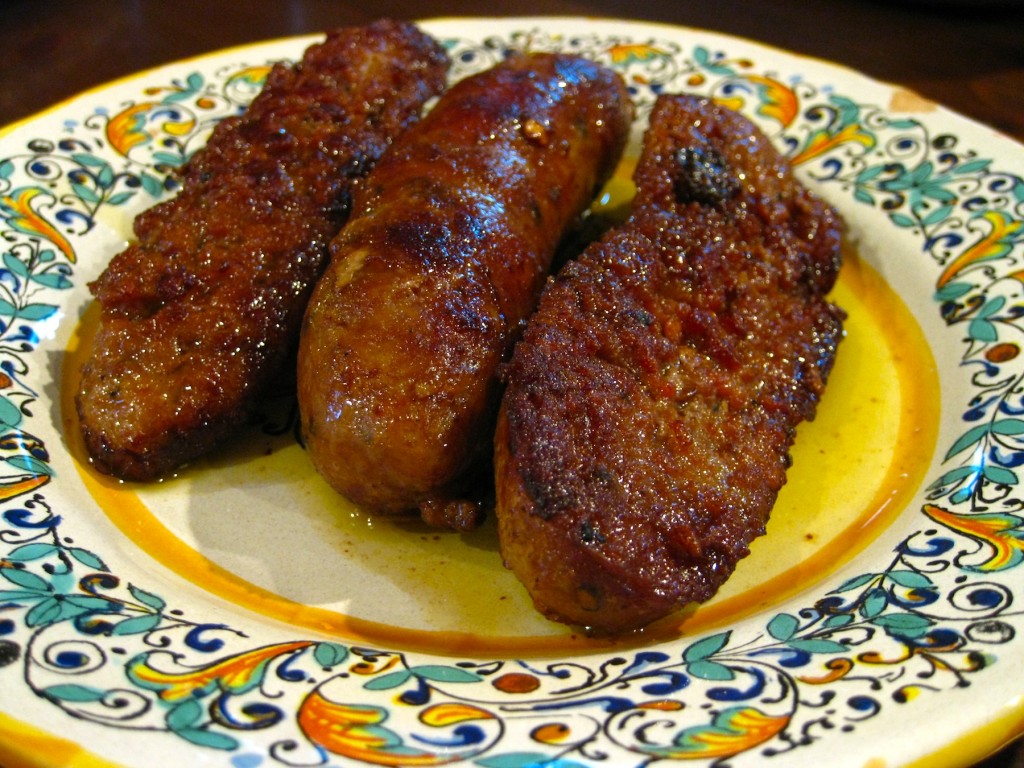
[76,20,449,480]
[494,94,845,633]
[297,53,633,526]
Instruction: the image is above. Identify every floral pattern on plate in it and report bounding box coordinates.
[1,17,1023,768]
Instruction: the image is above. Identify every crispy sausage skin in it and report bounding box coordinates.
[75,21,449,480]
[297,53,633,523]
[494,95,845,633]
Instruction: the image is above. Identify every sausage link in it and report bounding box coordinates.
[495,95,845,633]
[76,21,448,480]
[297,53,633,523]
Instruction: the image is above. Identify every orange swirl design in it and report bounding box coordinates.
[607,43,669,66]
[648,706,789,759]
[297,692,494,766]
[717,75,800,128]
[938,211,1024,289]
[0,187,76,263]
[791,122,876,166]
[126,640,312,702]
[925,503,1024,571]
[105,102,196,158]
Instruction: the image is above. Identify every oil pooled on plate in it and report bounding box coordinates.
[61,239,938,656]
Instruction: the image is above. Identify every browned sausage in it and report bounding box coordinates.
[297,53,633,526]
[494,94,845,633]
[76,20,449,480]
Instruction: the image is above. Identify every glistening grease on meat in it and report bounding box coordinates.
[76,20,449,480]
[297,53,633,529]
[495,94,846,633]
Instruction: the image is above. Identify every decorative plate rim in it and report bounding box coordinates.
[1,15,1023,768]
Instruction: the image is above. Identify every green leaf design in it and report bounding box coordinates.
[1,566,50,591]
[128,584,166,611]
[854,188,875,205]
[833,573,876,593]
[788,638,849,655]
[111,613,162,636]
[831,95,861,126]
[886,118,920,129]
[0,396,23,430]
[63,595,113,612]
[71,182,100,204]
[921,204,955,227]
[692,46,734,75]
[140,172,165,197]
[167,699,203,731]
[409,664,482,684]
[992,419,1024,436]
[2,252,28,278]
[153,151,186,168]
[0,589,47,601]
[25,598,62,627]
[44,684,107,703]
[6,543,57,562]
[313,642,349,669]
[823,613,855,629]
[97,165,115,189]
[16,303,58,322]
[935,282,973,301]
[4,454,52,479]
[175,728,238,751]
[28,271,73,290]
[683,631,731,662]
[956,159,991,175]
[984,465,1019,486]
[69,547,107,571]
[855,165,887,184]
[977,296,1006,319]
[767,613,799,642]
[363,669,413,691]
[106,191,135,206]
[871,613,934,639]
[923,186,956,203]
[476,753,555,768]
[969,317,998,343]
[885,570,934,589]
[71,153,108,168]
[930,466,980,490]
[861,588,888,619]
[687,660,735,681]
[945,424,992,461]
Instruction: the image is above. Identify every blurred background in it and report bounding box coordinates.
[1,0,1022,142]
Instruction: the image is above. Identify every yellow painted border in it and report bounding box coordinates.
[0,713,124,768]
[907,700,1024,768]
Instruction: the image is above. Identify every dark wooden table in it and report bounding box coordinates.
[1,1,1022,766]
[2,0,1023,143]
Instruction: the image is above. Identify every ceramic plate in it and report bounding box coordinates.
[1,16,1023,768]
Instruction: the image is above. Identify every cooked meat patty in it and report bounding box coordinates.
[76,20,449,480]
[494,94,845,633]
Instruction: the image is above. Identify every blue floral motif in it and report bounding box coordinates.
[0,22,1022,767]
